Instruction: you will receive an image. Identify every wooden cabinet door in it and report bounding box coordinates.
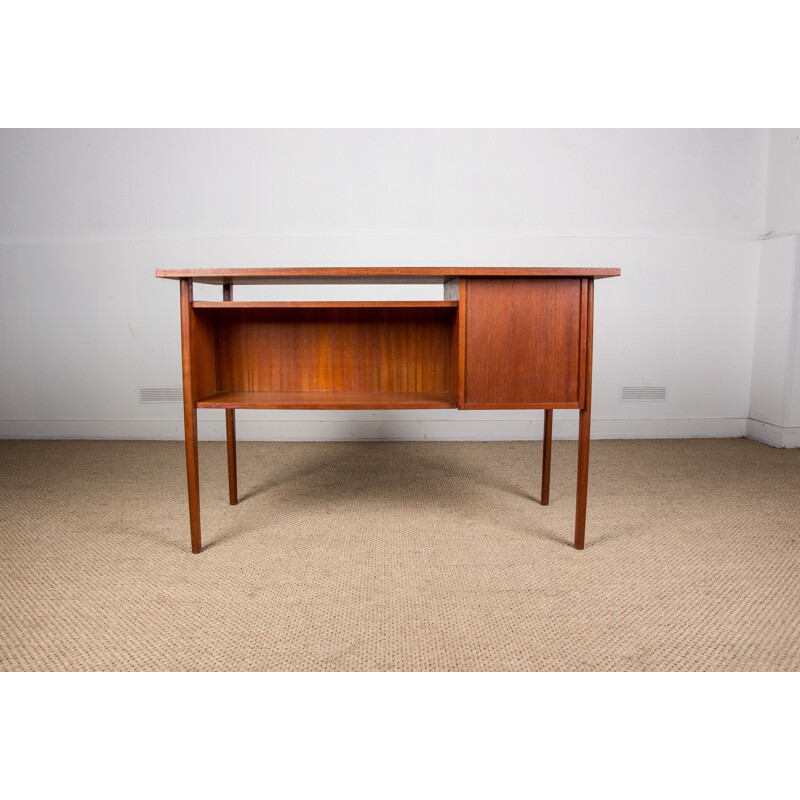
[464,277,586,408]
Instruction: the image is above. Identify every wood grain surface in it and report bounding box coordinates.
[197,391,457,410]
[157,266,621,285]
[444,278,467,407]
[192,301,458,309]
[464,277,583,407]
[210,307,454,395]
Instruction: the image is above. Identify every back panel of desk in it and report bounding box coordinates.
[211,307,453,394]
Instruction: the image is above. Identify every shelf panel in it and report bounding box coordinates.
[193,301,458,309]
[196,391,458,410]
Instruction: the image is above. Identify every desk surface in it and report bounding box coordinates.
[156,266,621,285]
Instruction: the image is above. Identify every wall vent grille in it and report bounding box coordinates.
[619,384,668,402]
[139,386,183,403]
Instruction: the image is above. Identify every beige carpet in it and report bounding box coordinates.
[1,438,798,671]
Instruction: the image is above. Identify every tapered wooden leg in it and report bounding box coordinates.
[574,407,591,549]
[226,409,238,505]
[541,409,553,505]
[180,278,202,554]
[183,405,202,554]
[221,281,238,507]
[574,277,594,550]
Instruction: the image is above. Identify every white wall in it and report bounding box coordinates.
[747,130,800,447]
[749,237,797,424]
[0,129,768,441]
[763,130,800,235]
[0,129,766,241]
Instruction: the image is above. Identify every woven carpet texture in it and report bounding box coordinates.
[1,438,798,671]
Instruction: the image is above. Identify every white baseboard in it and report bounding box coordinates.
[0,416,748,441]
[746,418,800,448]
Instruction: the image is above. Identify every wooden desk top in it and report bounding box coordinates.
[156,266,621,285]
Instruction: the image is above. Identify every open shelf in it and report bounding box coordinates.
[188,301,461,410]
[196,391,458,410]
[193,301,458,309]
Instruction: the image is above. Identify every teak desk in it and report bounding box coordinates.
[156,267,620,553]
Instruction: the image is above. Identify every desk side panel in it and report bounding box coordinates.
[444,279,467,407]
[191,312,217,401]
[464,277,583,407]
[180,281,217,403]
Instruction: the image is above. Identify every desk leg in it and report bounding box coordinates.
[541,409,553,505]
[183,405,202,554]
[221,282,238,507]
[574,409,590,549]
[574,278,594,550]
[180,278,202,554]
[226,409,238,505]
